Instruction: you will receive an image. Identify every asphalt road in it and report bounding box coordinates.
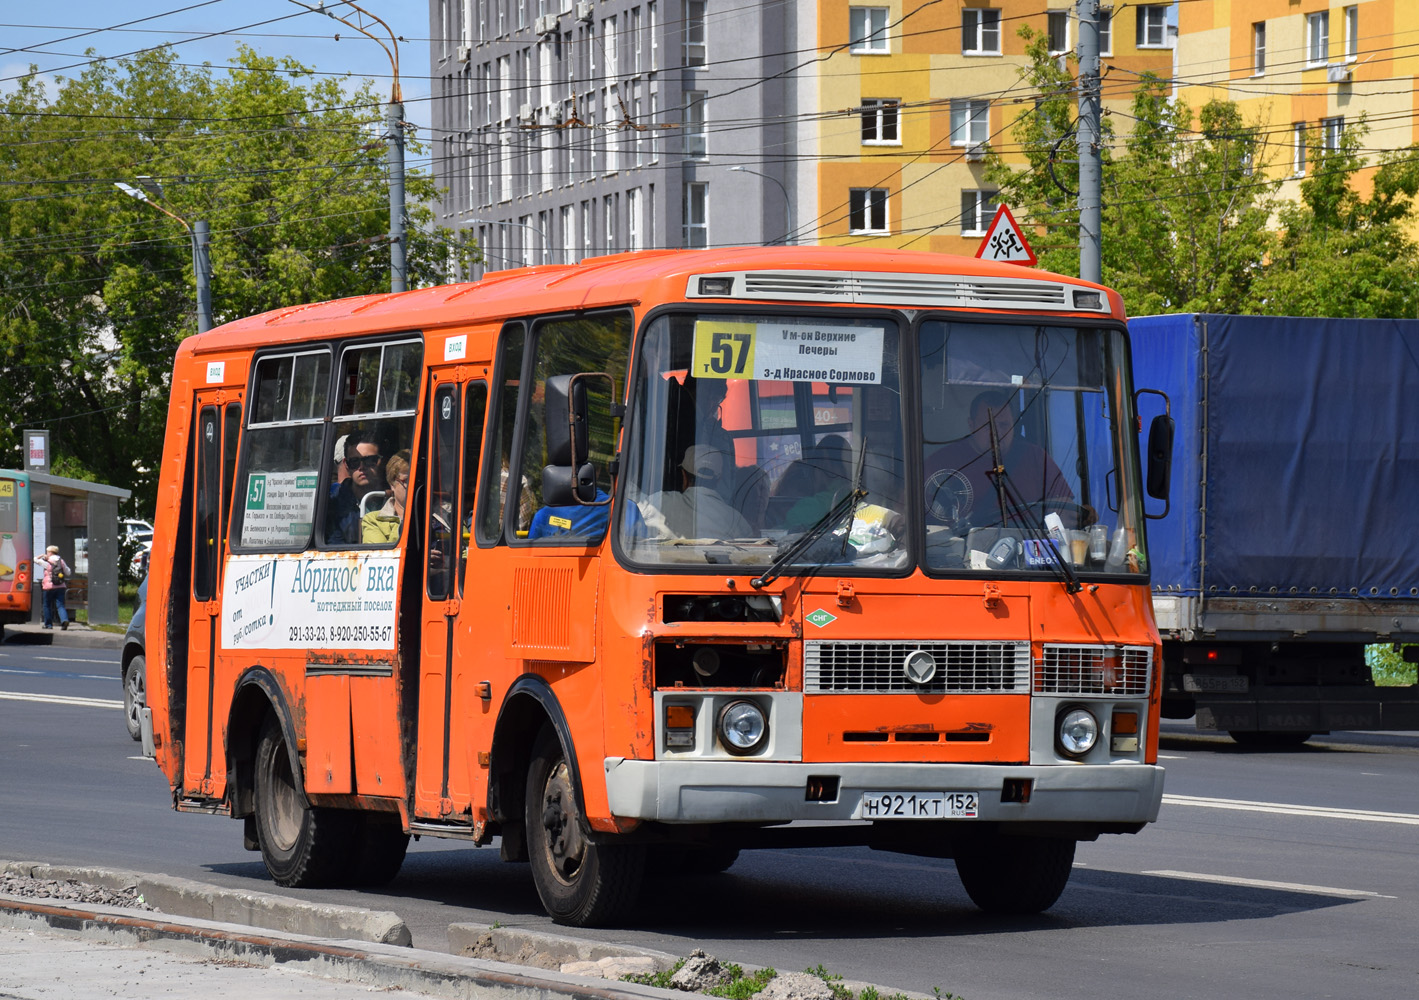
[3,640,1417,1000]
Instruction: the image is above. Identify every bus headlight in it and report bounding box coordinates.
[717,700,768,755]
[1057,707,1099,758]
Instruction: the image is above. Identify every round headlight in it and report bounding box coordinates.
[718,700,768,755]
[1058,708,1099,757]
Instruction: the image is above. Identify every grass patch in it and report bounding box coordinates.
[704,965,776,999]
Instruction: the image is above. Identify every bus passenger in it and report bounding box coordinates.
[362,450,411,544]
[643,445,753,540]
[327,430,384,544]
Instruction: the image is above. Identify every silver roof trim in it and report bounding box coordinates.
[686,269,1107,311]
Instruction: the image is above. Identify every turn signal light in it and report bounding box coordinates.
[665,703,696,749]
[1112,710,1139,735]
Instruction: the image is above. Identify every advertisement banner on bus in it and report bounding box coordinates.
[221,552,401,650]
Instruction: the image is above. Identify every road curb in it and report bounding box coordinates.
[449,921,683,972]
[0,860,409,946]
[0,896,680,1000]
[0,622,123,649]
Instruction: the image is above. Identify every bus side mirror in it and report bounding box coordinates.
[545,374,588,467]
[542,463,598,505]
[1146,414,1174,502]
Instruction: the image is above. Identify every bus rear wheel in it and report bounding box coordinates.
[953,835,1075,915]
[253,715,353,887]
[525,731,645,927]
[351,813,410,887]
[1229,730,1312,748]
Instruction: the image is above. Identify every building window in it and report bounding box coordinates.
[1323,116,1344,151]
[683,182,708,247]
[962,8,1001,55]
[1307,11,1329,65]
[604,194,616,252]
[848,188,889,234]
[1344,5,1358,60]
[849,7,890,53]
[1252,22,1265,75]
[1099,8,1112,55]
[1048,11,1069,56]
[628,188,643,251]
[1136,5,1168,48]
[950,98,989,146]
[961,190,998,236]
[861,98,900,144]
[1293,123,1306,176]
[683,91,707,158]
[560,204,574,264]
[684,0,706,66]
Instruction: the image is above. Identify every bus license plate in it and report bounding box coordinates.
[860,791,978,819]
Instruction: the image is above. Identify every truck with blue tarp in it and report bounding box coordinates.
[1130,313,1419,744]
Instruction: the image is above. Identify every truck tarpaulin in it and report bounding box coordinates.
[1130,313,1419,599]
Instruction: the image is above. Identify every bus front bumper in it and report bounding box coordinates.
[603,758,1165,826]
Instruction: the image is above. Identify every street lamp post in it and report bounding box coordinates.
[114,178,213,333]
[292,0,406,292]
[729,166,793,245]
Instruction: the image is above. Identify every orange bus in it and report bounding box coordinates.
[146,246,1171,926]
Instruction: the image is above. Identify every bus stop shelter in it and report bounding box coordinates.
[23,471,131,625]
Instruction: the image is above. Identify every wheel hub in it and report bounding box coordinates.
[539,762,585,882]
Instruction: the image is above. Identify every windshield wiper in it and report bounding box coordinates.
[750,485,866,589]
[985,461,1082,595]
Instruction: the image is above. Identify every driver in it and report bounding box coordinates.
[924,389,1072,528]
[643,445,754,540]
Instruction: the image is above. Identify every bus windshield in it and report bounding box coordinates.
[620,311,1145,578]
[621,311,908,570]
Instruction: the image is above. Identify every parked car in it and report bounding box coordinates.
[122,577,146,741]
[121,519,153,581]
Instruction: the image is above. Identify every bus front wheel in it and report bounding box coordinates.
[525,730,645,927]
[122,655,146,742]
[953,834,1075,914]
[253,715,351,887]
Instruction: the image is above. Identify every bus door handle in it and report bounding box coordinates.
[444,600,461,618]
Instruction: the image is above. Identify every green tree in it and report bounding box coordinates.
[1251,119,1419,318]
[0,47,477,512]
[987,34,1275,314]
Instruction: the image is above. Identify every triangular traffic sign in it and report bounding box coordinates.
[975,204,1037,265]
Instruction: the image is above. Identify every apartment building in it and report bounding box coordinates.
[1173,1,1419,198]
[428,3,1176,269]
[429,1,796,274]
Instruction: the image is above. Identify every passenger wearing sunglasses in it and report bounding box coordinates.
[326,430,385,545]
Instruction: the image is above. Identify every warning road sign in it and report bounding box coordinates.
[975,204,1037,265]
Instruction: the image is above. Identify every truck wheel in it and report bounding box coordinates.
[351,813,410,887]
[954,835,1075,914]
[122,655,146,742]
[254,715,353,887]
[1229,730,1312,748]
[525,730,645,926]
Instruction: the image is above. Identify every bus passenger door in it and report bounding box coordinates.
[414,375,487,822]
[183,396,242,799]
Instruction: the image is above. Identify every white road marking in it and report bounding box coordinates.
[1157,753,1186,759]
[0,667,112,681]
[1143,870,1395,899]
[0,690,121,710]
[1164,793,1419,826]
[33,655,119,665]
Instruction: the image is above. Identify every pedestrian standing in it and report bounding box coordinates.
[39,545,70,630]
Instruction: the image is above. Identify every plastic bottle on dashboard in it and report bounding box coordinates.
[1105,527,1129,570]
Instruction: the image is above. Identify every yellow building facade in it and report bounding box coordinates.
[810,2,1174,254]
[1172,1,1418,201]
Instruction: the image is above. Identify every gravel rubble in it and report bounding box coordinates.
[0,874,153,910]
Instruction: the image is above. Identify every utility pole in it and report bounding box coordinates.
[1076,0,1103,284]
[115,178,213,332]
[293,1,406,292]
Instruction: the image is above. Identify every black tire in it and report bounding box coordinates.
[954,835,1075,915]
[351,813,410,887]
[525,730,645,926]
[253,715,355,887]
[1229,730,1312,748]
[122,655,146,742]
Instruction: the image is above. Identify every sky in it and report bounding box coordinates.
[2,1,435,131]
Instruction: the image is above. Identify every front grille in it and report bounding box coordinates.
[804,641,1030,694]
[1036,644,1153,696]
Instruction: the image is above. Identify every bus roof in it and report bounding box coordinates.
[178,245,1122,357]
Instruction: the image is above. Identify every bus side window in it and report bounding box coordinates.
[236,350,330,551]
[193,406,221,601]
[513,312,631,546]
[325,338,422,548]
[459,382,488,590]
[426,383,459,600]
[476,324,525,546]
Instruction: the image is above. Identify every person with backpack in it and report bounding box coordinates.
[39,545,70,630]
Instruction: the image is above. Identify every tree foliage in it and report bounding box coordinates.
[987,29,1419,319]
[0,47,476,512]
